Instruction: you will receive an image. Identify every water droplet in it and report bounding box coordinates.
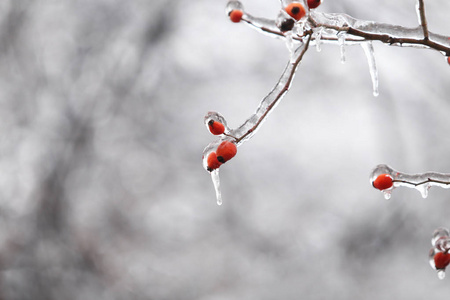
[383,190,391,200]
[438,269,446,280]
[211,169,222,205]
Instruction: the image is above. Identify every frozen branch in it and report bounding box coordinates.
[240,4,450,55]
[370,164,450,199]
[202,35,311,205]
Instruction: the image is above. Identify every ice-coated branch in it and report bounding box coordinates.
[310,14,449,56]
[370,164,450,199]
[236,1,450,56]
[202,35,311,205]
[203,0,450,205]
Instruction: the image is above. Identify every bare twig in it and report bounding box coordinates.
[417,0,429,40]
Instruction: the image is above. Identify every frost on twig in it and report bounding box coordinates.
[370,164,450,200]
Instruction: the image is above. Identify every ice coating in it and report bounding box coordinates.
[432,228,450,246]
[226,0,244,15]
[308,11,450,54]
[285,31,297,61]
[429,247,438,269]
[435,238,450,253]
[204,111,231,134]
[202,140,221,171]
[243,12,283,39]
[429,244,450,279]
[371,164,450,199]
[280,0,308,8]
[360,41,379,97]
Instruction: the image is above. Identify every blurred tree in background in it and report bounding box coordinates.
[0,0,449,299]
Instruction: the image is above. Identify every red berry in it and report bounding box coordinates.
[372,174,393,190]
[447,56,450,65]
[208,120,225,135]
[307,0,321,9]
[285,3,306,21]
[434,252,450,270]
[216,141,237,163]
[229,10,243,23]
[207,152,222,172]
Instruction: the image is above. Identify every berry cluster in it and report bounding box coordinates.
[206,140,238,172]
[227,1,322,25]
[204,113,237,172]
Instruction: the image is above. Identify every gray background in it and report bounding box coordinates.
[0,0,449,299]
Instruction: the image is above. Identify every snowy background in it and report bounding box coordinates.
[0,0,449,298]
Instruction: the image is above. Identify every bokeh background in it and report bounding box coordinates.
[0,0,449,299]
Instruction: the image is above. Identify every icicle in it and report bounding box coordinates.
[211,169,222,205]
[337,32,346,63]
[360,41,379,97]
[314,28,323,52]
[416,183,430,198]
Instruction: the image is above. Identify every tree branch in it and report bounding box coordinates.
[241,9,450,56]
[417,0,429,40]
